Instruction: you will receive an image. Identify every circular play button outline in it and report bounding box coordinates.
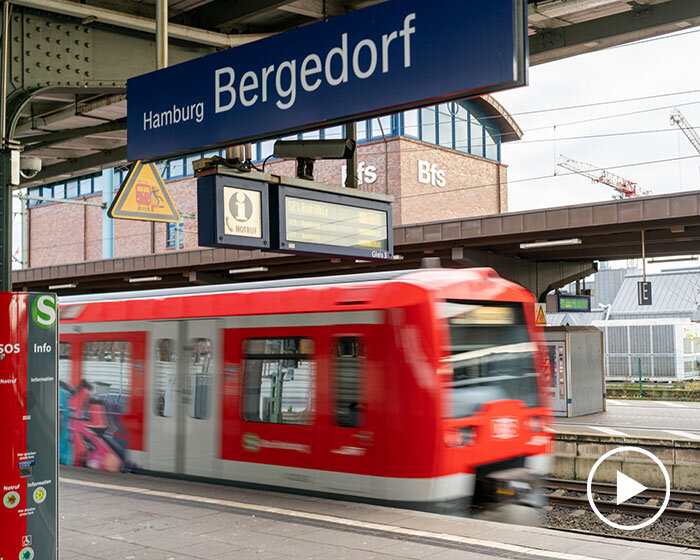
[587,446,670,531]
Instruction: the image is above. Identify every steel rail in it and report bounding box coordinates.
[544,479,700,521]
[545,477,700,503]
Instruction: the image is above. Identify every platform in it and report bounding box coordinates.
[58,467,700,560]
[555,400,700,440]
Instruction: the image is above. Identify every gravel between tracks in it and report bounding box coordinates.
[542,504,700,548]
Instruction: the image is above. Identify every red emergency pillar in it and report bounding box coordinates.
[1,292,58,560]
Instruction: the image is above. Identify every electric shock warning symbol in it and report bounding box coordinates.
[32,487,46,504]
[3,491,20,509]
[18,546,34,560]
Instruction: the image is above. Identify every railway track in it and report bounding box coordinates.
[543,478,700,521]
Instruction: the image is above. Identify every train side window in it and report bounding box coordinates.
[242,338,315,425]
[189,338,212,420]
[81,341,131,403]
[334,337,364,428]
[59,342,72,386]
[154,339,177,418]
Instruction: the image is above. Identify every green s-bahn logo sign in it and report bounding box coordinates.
[31,295,57,329]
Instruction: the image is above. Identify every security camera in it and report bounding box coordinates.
[273,139,355,180]
[20,155,42,179]
[273,139,355,160]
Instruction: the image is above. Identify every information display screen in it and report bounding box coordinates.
[279,187,393,260]
[558,295,591,312]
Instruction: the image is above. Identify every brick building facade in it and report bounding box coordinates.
[25,96,519,268]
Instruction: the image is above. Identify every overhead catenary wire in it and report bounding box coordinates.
[396,154,700,201]
[506,89,700,117]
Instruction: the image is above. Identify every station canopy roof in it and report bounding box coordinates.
[13,0,700,187]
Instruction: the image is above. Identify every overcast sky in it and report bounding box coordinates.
[493,28,700,212]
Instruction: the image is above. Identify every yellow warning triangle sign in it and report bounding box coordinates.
[108,161,180,223]
[536,304,547,325]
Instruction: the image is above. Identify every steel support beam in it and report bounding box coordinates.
[278,1,344,19]
[451,246,597,301]
[26,145,126,185]
[530,0,700,66]
[182,0,297,29]
[0,150,11,289]
[22,118,126,152]
[10,0,270,47]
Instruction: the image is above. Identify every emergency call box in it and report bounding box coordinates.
[1,292,59,560]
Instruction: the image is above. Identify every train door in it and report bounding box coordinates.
[148,320,221,476]
[183,320,221,477]
[318,333,375,497]
[149,322,182,473]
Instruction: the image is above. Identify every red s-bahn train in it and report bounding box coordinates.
[58,268,553,512]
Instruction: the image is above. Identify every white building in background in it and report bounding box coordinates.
[548,267,700,382]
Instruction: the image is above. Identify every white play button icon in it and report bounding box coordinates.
[616,471,647,505]
[587,446,670,531]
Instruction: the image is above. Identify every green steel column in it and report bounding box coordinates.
[0,150,11,291]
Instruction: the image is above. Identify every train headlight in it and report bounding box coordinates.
[444,427,474,447]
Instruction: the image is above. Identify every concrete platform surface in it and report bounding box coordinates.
[58,466,700,560]
[556,400,700,440]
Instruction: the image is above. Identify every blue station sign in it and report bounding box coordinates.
[127,0,527,161]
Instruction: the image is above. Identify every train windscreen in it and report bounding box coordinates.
[440,301,539,418]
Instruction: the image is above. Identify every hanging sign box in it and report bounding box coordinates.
[197,168,393,260]
[197,174,272,250]
[277,184,393,260]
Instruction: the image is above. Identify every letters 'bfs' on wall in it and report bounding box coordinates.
[127,0,527,161]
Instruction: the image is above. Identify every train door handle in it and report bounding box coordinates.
[351,432,373,441]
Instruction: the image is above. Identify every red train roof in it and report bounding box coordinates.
[60,268,533,324]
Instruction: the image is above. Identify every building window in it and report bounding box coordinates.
[371,116,392,139]
[438,103,454,149]
[92,174,104,193]
[259,140,275,160]
[403,110,419,138]
[454,104,468,153]
[79,177,92,196]
[166,221,184,249]
[189,338,212,420]
[154,339,177,418]
[333,337,364,428]
[242,338,314,425]
[185,156,199,175]
[53,183,65,200]
[81,341,131,400]
[302,130,320,140]
[324,125,344,139]
[356,120,367,142]
[169,158,184,178]
[485,125,499,161]
[66,180,78,198]
[470,108,484,158]
[421,107,436,144]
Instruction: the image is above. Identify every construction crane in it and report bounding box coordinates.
[558,155,648,198]
[670,108,700,154]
